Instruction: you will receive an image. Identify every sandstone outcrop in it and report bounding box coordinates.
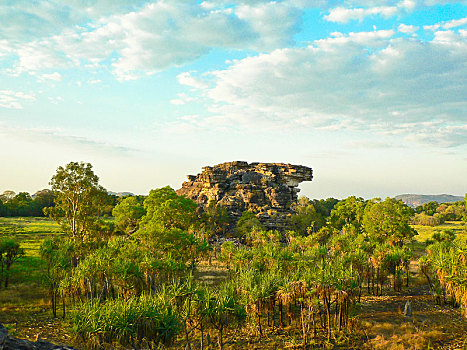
[177,161,313,231]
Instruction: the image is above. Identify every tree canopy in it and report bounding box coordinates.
[44,161,108,243]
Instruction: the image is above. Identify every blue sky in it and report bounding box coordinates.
[0,0,466,199]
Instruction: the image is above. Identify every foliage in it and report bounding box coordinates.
[40,237,72,317]
[0,189,55,217]
[363,197,415,246]
[236,210,263,238]
[141,186,197,231]
[422,235,467,317]
[72,294,179,347]
[201,200,230,238]
[44,161,109,244]
[288,196,325,235]
[330,196,366,233]
[0,239,24,288]
[112,196,145,235]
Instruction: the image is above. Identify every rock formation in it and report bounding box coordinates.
[177,161,313,231]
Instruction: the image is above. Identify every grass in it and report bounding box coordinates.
[412,221,466,243]
[0,217,63,285]
[0,217,72,345]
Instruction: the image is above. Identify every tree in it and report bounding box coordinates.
[0,239,24,288]
[40,237,72,317]
[202,200,230,238]
[112,196,145,235]
[45,161,108,244]
[0,198,6,216]
[32,189,55,216]
[9,192,33,216]
[288,196,325,235]
[330,196,366,233]
[363,198,415,247]
[0,190,15,202]
[236,211,263,238]
[141,186,197,231]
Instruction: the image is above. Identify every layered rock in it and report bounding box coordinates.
[177,161,313,231]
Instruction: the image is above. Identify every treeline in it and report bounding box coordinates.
[0,189,118,217]
[412,200,466,226]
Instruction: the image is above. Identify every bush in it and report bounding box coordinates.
[72,294,179,347]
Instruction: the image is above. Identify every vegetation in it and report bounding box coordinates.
[1,162,467,349]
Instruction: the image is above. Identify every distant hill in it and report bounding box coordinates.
[108,191,134,197]
[395,194,464,208]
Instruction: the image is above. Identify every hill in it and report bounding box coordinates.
[108,191,134,197]
[395,194,464,207]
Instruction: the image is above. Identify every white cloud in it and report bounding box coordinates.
[424,16,467,31]
[5,1,306,79]
[32,71,63,82]
[174,30,467,147]
[177,72,209,90]
[324,0,415,23]
[398,24,418,34]
[0,90,36,109]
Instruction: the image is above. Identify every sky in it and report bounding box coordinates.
[0,0,466,200]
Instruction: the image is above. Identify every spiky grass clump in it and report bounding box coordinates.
[72,294,179,347]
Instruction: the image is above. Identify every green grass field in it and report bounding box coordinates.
[0,217,70,343]
[0,217,63,285]
[412,221,466,243]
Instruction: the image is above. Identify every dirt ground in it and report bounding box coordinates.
[357,265,467,350]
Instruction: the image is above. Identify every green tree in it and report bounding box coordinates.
[288,196,325,235]
[45,161,108,244]
[415,201,438,215]
[40,237,72,317]
[32,189,55,216]
[0,239,24,288]
[363,198,415,247]
[202,200,230,238]
[0,190,15,202]
[112,196,145,235]
[329,196,366,233]
[0,198,6,216]
[141,186,197,231]
[236,211,263,238]
[9,192,33,216]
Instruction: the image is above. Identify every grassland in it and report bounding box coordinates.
[412,221,466,243]
[0,217,73,344]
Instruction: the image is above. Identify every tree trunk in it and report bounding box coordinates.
[218,325,224,350]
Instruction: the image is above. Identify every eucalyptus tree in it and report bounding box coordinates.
[236,211,263,239]
[202,200,230,238]
[45,161,108,246]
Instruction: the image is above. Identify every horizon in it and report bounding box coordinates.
[1,1,466,199]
